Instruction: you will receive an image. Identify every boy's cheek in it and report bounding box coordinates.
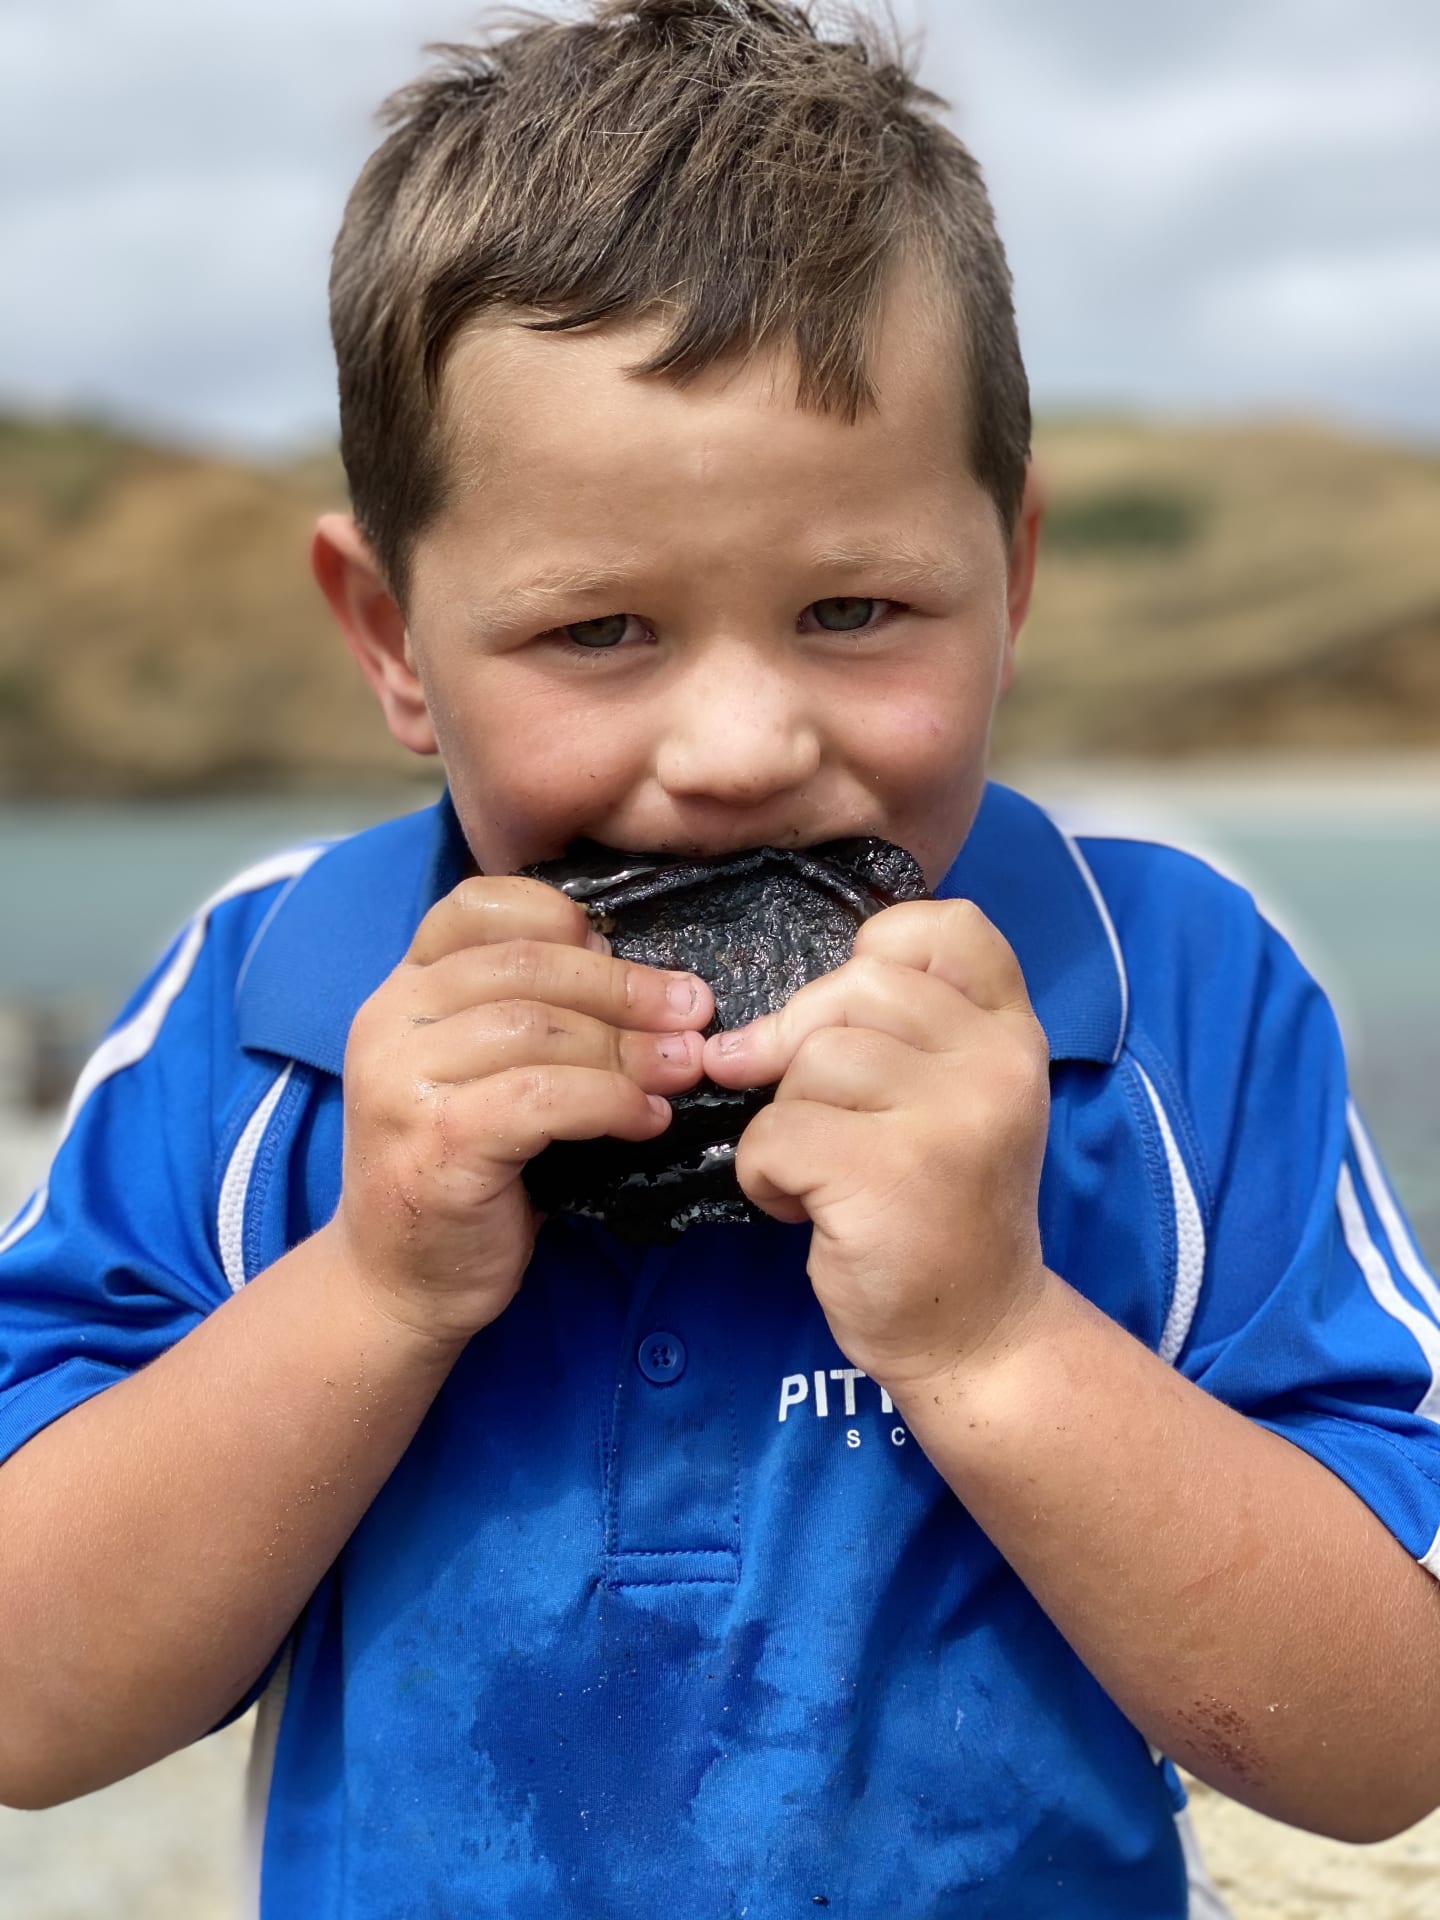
[445,734,635,875]
[841,696,997,884]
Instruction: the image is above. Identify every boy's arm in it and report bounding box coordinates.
[893,1276,1440,1842]
[705,891,1440,1843]
[0,1224,463,1809]
[0,875,713,1810]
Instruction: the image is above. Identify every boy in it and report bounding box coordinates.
[2,2,1439,1913]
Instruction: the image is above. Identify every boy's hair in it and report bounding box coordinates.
[330,0,1031,603]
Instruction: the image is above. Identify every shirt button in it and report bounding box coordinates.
[637,1331,687,1385]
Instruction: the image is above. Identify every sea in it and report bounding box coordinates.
[1,766,1437,1263]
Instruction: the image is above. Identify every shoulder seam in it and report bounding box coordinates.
[1118,1047,1209,1365]
[217,1062,298,1291]
[1138,1059,1206,1365]
[1122,1034,1217,1232]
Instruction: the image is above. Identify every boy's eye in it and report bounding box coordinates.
[564,614,632,650]
[810,597,880,633]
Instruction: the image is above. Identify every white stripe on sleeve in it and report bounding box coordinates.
[1336,1160,1440,1425]
[0,846,325,1259]
[1347,1102,1440,1317]
[0,1188,46,1259]
[1132,1062,1206,1364]
[218,1063,297,1292]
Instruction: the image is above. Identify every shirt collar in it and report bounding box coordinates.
[933,782,1127,1065]
[234,792,466,1078]
[237,781,1126,1075]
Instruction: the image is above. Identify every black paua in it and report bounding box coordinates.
[517,838,928,1243]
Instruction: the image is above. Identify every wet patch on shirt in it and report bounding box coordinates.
[468,1597,860,1911]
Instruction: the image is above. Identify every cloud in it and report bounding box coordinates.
[0,0,1435,449]
[920,0,1440,437]
[0,0,482,447]
[2,167,341,443]
[1197,245,1440,366]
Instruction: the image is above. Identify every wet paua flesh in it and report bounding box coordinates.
[518,837,929,1242]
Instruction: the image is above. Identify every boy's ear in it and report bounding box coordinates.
[998,459,1047,698]
[311,513,439,757]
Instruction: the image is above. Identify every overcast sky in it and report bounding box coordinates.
[1,0,1436,455]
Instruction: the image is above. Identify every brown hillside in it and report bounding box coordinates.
[1006,417,1440,759]
[1,412,1437,797]
[0,419,403,797]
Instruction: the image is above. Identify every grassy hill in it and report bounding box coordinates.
[0,417,396,796]
[1009,416,1440,758]
[1,410,1437,797]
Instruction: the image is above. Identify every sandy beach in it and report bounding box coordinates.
[1188,1780,1440,1919]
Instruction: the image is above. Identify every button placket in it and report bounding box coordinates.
[605,1244,740,1587]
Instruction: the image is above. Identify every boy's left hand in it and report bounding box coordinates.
[701,899,1054,1397]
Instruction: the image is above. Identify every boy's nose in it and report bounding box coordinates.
[653,655,822,811]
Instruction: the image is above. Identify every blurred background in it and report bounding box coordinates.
[1,1,1437,1915]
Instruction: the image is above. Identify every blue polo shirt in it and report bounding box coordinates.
[3,781,1439,1918]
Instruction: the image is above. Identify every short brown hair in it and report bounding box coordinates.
[330,0,1031,602]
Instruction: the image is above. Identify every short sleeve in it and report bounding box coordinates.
[0,918,238,1469]
[1161,905,1440,1571]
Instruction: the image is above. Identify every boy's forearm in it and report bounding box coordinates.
[0,1223,466,1809]
[890,1273,1440,1842]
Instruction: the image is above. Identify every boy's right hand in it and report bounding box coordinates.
[329,877,713,1345]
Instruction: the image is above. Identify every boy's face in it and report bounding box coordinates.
[320,269,1041,891]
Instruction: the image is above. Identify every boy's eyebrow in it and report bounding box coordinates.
[803,544,976,599]
[475,546,973,634]
[473,566,643,635]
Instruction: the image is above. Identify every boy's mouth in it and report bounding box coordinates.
[535,835,901,905]
[578,822,897,865]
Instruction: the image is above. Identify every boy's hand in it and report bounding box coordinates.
[702,900,1053,1395]
[331,878,713,1345]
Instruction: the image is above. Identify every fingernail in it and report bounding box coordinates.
[586,929,612,956]
[647,1095,671,1121]
[715,1027,748,1056]
[657,1032,695,1064]
[667,974,700,1015]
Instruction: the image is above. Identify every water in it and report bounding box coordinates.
[1,775,1437,1259]
[0,789,432,1004]
[1187,818,1439,1242]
